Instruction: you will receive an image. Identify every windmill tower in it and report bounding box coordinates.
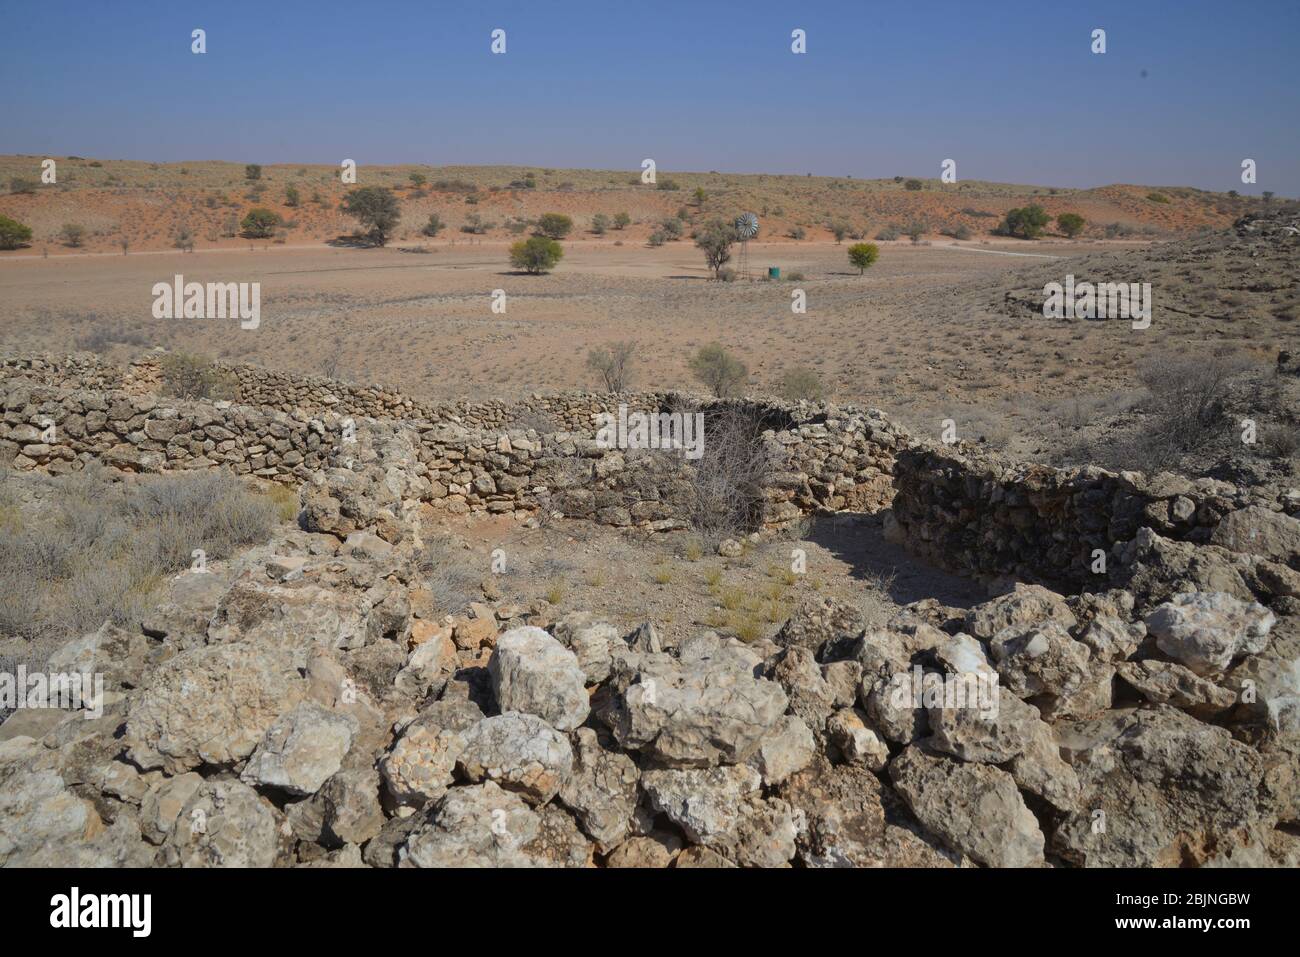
[734,212,759,280]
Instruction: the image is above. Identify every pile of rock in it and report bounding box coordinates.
[3,492,1297,867]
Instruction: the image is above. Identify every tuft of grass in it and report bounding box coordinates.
[720,587,745,611]
[652,564,673,586]
[544,580,566,605]
[264,483,300,523]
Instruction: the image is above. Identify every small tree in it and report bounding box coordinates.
[0,215,33,249]
[689,343,748,397]
[173,227,195,252]
[847,242,879,274]
[342,186,401,245]
[693,186,707,207]
[1001,204,1050,239]
[586,341,636,391]
[244,164,262,181]
[613,211,631,230]
[535,213,573,240]
[510,236,563,274]
[1056,212,1085,238]
[59,223,86,248]
[284,185,301,207]
[421,213,444,237]
[904,178,923,191]
[591,213,610,235]
[829,221,849,244]
[695,220,736,278]
[660,217,684,240]
[240,207,281,238]
[409,172,427,188]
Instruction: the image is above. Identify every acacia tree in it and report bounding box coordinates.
[1056,212,1085,237]
[535,213,573,240]
[695,219,737,279]
[1002,204,1050,239]
[847,242,879,274]
[510,236,563,274]
[342,187,401,245]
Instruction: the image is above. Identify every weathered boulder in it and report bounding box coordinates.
[158,778,285,868]
[241,702,359,796]
[489,627,590,731]
[558,728,640,852]
[400,782,543,868]
[126,643,305,774]
[1145,592,1275,675]
[597,634,788,767]
[888,746,1045,868]
[456,712,574,805]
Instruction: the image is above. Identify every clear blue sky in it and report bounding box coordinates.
[3,0,1297,194]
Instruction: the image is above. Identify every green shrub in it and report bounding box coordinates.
[9,177,37,195]
[341,186,401,245]
[240,207,281,238]
[1001,204,1050,239]
[1056,212,1085,237]
[1146,192,1170,204]
[510,236,563,274]
[244,164,262,181]
[847,242,879,274]
[904,178,923,191]
[59,223,86,248]
[613,212,631,230]
[590,213,610,235]
[0,215,34,249]
[284,184,301,207]
[159,352,237,400]
[535,213,573,240]
[421,213,444,237]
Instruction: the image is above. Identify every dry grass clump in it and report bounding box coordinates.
[0,465,278,641]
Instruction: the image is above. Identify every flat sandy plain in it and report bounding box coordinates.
[6,233,1273,463]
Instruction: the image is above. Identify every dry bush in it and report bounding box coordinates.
[678,404,778,543]
[0,466,278,642]
[159,352,238,401]
[416,537,480,616]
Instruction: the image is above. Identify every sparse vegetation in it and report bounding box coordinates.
[421,213,444,237]
[688,342,747,396]
[0,466,278,642]
[776,367,828,402]
[244,164,262,181]
[586,341,636,391]
[159,352,237,401]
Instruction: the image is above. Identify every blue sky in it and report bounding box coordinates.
[3,0,1297,193]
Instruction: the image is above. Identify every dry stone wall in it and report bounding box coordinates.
[890,445,1296,591]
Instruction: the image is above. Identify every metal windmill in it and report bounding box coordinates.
[734,212,759,279]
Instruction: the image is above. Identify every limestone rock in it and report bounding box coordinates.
[489,627,590,731]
